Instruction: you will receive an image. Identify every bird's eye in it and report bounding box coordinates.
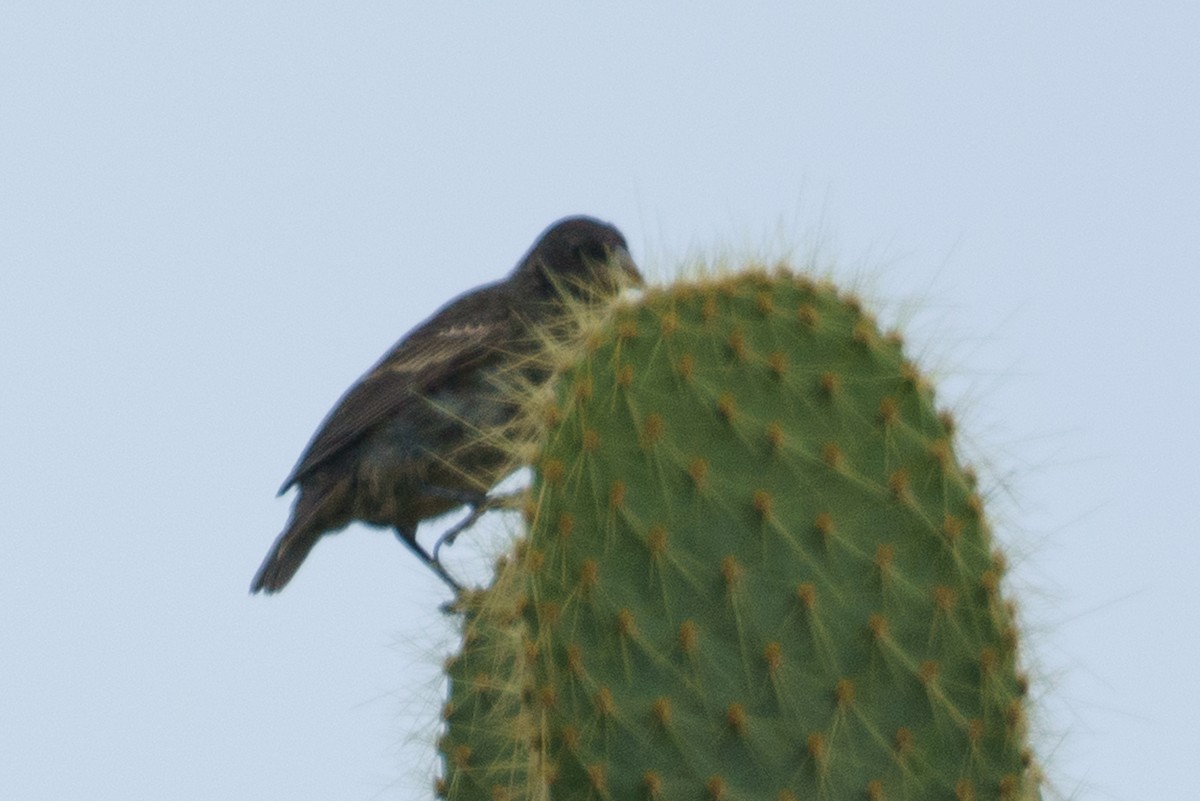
[576,243,608,262]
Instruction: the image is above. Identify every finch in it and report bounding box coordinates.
[251,216,642,594]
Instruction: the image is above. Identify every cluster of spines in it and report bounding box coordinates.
[438,268,1040,801]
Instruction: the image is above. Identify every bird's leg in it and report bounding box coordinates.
[423,486,489,505]
[394,526,462,593]
[424,557,463,594]
[421,486,487,565]
[431,490,527,563]
[431,506,486,564]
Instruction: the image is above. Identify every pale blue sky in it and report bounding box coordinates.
[3,3,1197,799]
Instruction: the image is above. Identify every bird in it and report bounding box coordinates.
[251,216,642,595]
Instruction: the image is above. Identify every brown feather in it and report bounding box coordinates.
[277,283,514,493]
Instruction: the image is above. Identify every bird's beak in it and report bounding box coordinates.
[610,245,644,288]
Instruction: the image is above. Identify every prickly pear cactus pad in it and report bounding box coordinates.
[439,269,1041,801]
[439,560,535,801]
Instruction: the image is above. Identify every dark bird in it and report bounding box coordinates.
[251,216,641,594]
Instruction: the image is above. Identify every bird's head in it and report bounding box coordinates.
[514,216,643,301]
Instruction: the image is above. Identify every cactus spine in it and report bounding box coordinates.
[440,267,1040,801]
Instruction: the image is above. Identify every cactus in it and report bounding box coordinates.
[439,267,1041,801]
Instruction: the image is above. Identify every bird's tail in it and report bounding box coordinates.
[250,521,322,594]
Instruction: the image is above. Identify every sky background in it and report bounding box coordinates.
[3,3,1197,799]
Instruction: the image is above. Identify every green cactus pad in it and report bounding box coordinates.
[439,560,534,801]
[440,269,1040,801]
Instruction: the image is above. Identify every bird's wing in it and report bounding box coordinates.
[278,284,512,493]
